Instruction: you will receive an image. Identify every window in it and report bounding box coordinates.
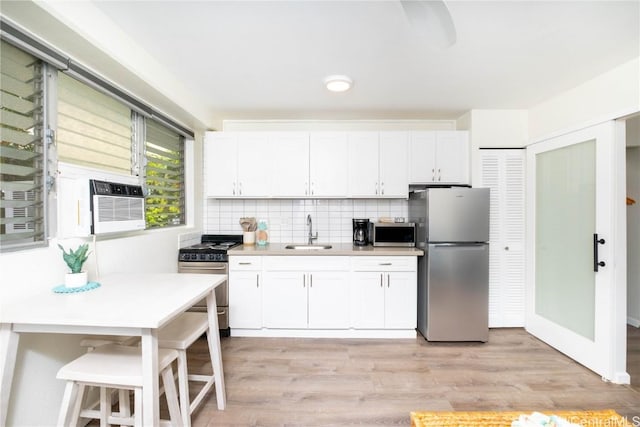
[144,119,185,228]
[57,73,132,174]
[1,21,192,245]
[0,40,47,251]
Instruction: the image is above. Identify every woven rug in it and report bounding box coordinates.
[410,409,632,427]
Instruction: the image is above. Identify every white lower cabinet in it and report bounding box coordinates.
[350,257,417,329]
[229,257,262,329]
[262,270,350,329]
[262,272,308,328]
[229,255,417,337]
[262,256,349,329]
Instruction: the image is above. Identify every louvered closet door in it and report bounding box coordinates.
[480,150,525,327]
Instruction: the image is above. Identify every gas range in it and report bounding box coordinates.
[178,234,243,336]
[178,234,243,262]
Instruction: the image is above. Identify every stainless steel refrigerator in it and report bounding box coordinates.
[409,187,490,342]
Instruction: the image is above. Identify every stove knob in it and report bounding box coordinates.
[208,254,216,261]
[190,254,197,260]
[199,254,206,261]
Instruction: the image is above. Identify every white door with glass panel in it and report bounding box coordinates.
[526,121,625,382]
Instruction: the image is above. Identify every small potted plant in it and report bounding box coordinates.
[58,243,90,288]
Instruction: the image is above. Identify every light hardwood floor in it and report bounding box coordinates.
[185,328,640,426]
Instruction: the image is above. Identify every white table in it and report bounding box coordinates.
[0,273,227,426]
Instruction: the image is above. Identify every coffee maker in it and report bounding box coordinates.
[352,218,370,246]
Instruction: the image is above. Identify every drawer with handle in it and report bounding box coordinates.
[229,256,262,270]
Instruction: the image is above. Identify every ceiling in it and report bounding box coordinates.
[3,1,640,129]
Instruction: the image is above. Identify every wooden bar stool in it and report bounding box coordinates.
[78,335,140,420]
[158,312,218,427]
[79,335,140,350]
[56,344,183,427]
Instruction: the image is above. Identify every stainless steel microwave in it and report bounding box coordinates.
[369,222,416,247]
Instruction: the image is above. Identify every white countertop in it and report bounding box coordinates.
[228,243,424,256]
[0,273,226,328]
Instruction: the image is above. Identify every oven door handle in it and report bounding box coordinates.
[180,265,227,272]
[217,309,226,316]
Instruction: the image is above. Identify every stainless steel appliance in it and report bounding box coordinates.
[177,234,243,337]
[409,187,490,342]
[352,218,370,246]
[369,222,416,247]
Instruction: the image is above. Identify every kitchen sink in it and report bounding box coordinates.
[285,244,333,250]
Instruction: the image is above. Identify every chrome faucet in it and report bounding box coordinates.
[306,214,318,244]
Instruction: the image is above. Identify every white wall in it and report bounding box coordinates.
[529,57,640,142]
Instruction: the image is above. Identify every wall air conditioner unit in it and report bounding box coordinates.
[89,179,145,235]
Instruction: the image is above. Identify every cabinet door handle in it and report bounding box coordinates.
[303,274,306,288]
[239,182,243,195]
[378,262,392,266]
[239,262,252,265]
[387,274,390,288]
[380,273,383,287]
[256,274,259,288]
[381,182,384,195]
[310,274,313,287]
[305,182,308,196]
[375,182,378,195]
[232,182,236,196]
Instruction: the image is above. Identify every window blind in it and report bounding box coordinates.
[0,41,46,249]
[144,119,184,228]
[57,72,132,174]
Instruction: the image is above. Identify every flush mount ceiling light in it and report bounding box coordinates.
[324,75,353,92]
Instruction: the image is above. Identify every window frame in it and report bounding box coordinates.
[1,18,194,251]
[0,41,53,252]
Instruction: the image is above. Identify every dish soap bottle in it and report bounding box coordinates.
[257,220,269,246]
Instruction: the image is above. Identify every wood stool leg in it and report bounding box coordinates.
[133,388,142,427]
[176,351,190,427]
[205,329,226,410]
[70,384,86,427]
[57,381,79,427]
[162,365,184,427]
[118,388,131,421]
[99,387,111,427]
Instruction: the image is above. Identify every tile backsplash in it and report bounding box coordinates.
[203,199,408,243]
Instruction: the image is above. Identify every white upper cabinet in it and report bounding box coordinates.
[237,134,270,197]
[379,132,409,197]
[309,132,348,197]
[204,132,237,197]
[204,132,269,197]
[270,132,309,197]
[409,131,469,185]
[206,130,467,199]
[347,132,380,197]
[348,131,408,198]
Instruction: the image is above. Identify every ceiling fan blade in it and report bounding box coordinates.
[400,0,457,49]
